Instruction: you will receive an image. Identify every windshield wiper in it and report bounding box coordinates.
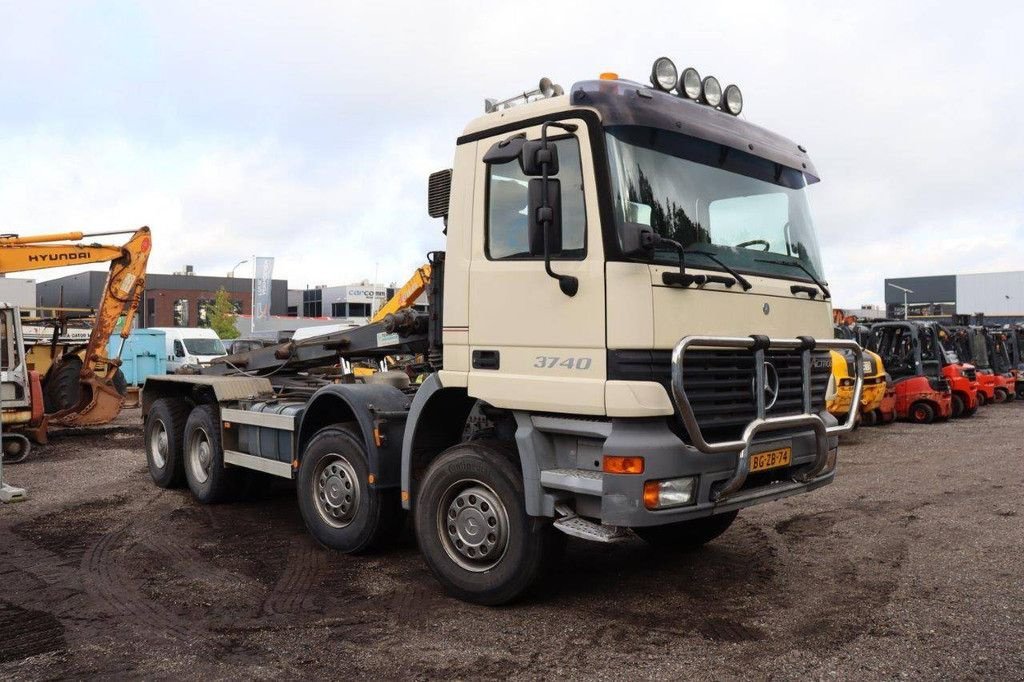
[687,250,752,291]
[755,258,831,299]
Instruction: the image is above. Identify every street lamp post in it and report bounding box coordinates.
[888,283,914,321]
[229,259,249,278]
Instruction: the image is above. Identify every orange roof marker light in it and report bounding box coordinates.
[599,72,619,80]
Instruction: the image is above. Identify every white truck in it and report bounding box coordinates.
[149,327,227,373]
[140,59,863,604]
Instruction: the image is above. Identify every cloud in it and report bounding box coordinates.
[0,0,1022,306]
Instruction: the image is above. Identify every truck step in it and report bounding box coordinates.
[553,504,631,543]
[539,468,603,495]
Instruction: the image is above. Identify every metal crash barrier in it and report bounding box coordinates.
[671,335,864,502]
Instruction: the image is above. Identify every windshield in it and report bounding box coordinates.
[606,125,825,282]
[184,338,226,356]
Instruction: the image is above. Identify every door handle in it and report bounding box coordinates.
[472,350,500,370]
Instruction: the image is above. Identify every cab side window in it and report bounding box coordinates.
[173,340,185,357]
[487,137,586,260]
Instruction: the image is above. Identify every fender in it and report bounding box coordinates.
[296,383,412,490]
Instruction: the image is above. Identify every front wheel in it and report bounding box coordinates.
[414,441,555,606]
[296,424,404,553]
[634,511,739,550]
[994,387,1009,404]
[976,391,987,407]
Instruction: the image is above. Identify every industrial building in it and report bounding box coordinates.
[36,271,288,328]
[289,282,427,320]
[884,271,1024,324]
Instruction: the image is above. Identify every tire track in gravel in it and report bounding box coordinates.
[78,492,201,648]
[260,537,327,617]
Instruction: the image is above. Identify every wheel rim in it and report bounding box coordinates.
[313,454,360,528]
[915,407,927,421]
[149,419,169,469]
[187,426,212,484]
[437,479,510,573]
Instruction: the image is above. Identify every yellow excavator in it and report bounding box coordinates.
[0,227,152,443]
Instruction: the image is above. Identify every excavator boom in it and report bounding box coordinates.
[0,227,152,429]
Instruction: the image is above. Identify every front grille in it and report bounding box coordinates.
[608,348,831,441]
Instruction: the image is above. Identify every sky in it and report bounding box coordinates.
[0,1,1021,306]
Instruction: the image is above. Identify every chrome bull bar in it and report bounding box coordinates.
[670,335,864,502]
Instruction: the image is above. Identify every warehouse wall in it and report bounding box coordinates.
[956,272,1024,316]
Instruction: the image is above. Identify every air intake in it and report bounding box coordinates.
[427,169,453,219]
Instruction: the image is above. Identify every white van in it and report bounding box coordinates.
[149,327,228,373]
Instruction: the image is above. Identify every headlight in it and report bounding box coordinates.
[643,477,697,509]
[702,76,722,107]
[678,67,702,99]
[723,84,743,115]
[650,57,678,91]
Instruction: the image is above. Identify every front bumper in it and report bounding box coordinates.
[597,416,838,527]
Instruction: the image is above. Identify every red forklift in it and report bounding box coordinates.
[929,323,980,417]
[866,322,953,423]
[949,326,1015,404]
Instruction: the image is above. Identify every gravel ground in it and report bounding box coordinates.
[1,404,1022,680]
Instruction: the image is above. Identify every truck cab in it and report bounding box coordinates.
[140,60,862,604]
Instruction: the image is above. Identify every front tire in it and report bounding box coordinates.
[145,397,190,488]
[414,441,554,606]
[296,425,404,553]
[634,511,739,550]
[976,391,987,407]
[995,387,1009,404]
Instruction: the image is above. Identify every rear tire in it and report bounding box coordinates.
[976,391,987,407]
[145,397,190,488]
[183,404,237,503]
[910,401,935,424]
[951,394,965,418]
[414,440,556,606]
[634,511,739,550]
[994,387,1008,404]
[861,410,878,427]
[296,424,405,553]
[43,355,83,413]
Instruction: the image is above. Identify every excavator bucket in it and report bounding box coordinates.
[48,367,125,427]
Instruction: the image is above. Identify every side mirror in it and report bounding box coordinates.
[527,178,562,257]
[520,140,559,176]
[482,135,527,165]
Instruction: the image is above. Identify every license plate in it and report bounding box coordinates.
[749,447,792,473]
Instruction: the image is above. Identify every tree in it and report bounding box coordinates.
[208,287,240,339]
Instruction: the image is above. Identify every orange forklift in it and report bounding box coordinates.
[949,326,1015,404]
[866,321,953,423]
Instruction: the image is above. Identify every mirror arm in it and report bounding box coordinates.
[539,121,579,297]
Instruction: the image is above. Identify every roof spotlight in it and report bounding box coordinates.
[723,84,743,115]
[701,75,722,107]
[650,57,678,91]
[679,67,702,99]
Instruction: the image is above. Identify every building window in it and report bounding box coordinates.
[331,302,346,317]
[302,289,322,317]
[348,303,371,317]
[173,299,189,327]
[146,298,155,326]
[487,136,586,260]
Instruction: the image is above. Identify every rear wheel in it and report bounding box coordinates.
[296,424,404,553]
[43,355,128,413]
[994,387,1009,404]
[860,410,878,427]
[634,511,739,550]
[414,440,556,605]
[976,391,987,407]
[951,394,965,418]
[910,401,935,424]
[183,404,238,503]
[145,397,190,488]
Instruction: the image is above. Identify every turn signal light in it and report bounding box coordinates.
[602,455,645,474]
